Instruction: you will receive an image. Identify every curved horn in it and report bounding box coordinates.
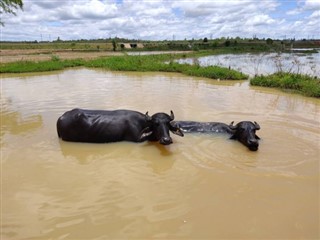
[229,121,236,130]
[170,110,175,121]
[254,121,260,130]
[145,111,152,121]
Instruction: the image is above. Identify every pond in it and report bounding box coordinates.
[177,51,320,77]
[1,68,319,239]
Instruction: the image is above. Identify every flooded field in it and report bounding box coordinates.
[177,51,320,77]
[1,68,319,239]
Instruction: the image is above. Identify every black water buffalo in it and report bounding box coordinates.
[57,108,184,145]
[172,121,261,151]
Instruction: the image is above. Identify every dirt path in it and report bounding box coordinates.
[0,49,191,63]
[0,49,124,63]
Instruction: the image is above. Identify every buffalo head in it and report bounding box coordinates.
[229,121,261,151]
[140,110,184,145]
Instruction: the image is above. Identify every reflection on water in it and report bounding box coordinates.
[1,111,42,136]
[1,68,319,239]
[177,52,320,77]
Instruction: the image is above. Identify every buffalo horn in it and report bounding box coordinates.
[229,121,236,130]
[145,111,152,121]
[170,110,175,121]
[254,121,260,130]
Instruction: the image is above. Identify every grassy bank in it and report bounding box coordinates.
[2,52,318,98]
[0,53,248,80]
[250,73,320,98]
[86,54,248,80]
[0,58,86,72]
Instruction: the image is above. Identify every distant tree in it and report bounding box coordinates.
[112,38,117,51]
[266,38,273,45]
[203,37,208,43]
[212,40,218,47]
[0,0,23,26]
[225,40,231,47]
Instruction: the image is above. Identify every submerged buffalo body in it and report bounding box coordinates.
[57,108,184,145]
[173,121,261,151]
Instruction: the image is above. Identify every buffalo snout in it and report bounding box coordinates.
[160,136,173,145]
[247,138,259,151]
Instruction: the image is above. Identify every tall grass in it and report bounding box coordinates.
[250,72,320,97]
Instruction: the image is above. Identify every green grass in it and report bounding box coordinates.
[85,54,248,80]
[250,72,320,98]
[0,59,85,73]
[0,53,248,80]
[182,65,247,80]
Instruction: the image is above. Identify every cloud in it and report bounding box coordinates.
[286,9,301,15]
[247,14,276,26]
[309,10,320,18]
[304,0,320,10]
[1,0,319,41]
[286,0,320,15]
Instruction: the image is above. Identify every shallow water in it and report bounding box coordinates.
[177,51,320,77]
[1,68,319,239]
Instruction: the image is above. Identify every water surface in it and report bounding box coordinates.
[177,51,320,77]
[1,68,319,239]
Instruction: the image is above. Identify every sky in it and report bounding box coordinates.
[1,0,319,41]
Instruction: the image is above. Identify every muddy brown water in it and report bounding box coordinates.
[1,68,319,239]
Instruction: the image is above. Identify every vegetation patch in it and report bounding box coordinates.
[182,65,247,80]
[250,72,320,98]
[85,54,248,80]
[0,53,248,80]
[0,59,85,73]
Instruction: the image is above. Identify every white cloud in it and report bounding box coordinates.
[304,0,320,10]
[286,9,302,15]
[308,9,320,18]
[286,0,320,15]
[247,14,276,26]
[1,0,319,41]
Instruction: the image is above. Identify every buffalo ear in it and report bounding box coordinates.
[254,121,260,130]
[140,127,153,141]
[229,121,236,130]
[229,129,238,139]
[145,111,152,122]
[169,123,184,137]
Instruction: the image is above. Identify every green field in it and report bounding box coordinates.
[1,38,318,52]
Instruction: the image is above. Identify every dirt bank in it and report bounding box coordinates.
[0,49,124,63]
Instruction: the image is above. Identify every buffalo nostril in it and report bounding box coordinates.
[248,139,259,151]
[248,139,258,144]
[160,137,172,145]
[249,146,258,151]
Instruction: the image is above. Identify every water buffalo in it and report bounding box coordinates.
[172,121,261,151]
[57,108,184,145]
